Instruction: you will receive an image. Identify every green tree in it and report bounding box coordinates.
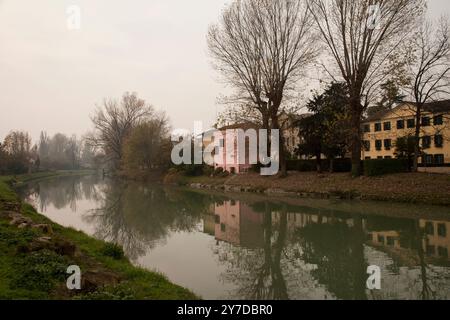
[2,131,32,174]
[394,135,418,171]
[122,115,171,177]
[296,83,350,172]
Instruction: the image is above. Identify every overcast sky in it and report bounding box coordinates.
[1,0,449,142]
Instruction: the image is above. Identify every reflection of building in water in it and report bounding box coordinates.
[205,199,450,262]
[420,220,449,259]
[368,231,401,249]
[202,208,216,237]
[272,211,356,231]
[203,200,264,248]
[367,219,449,261]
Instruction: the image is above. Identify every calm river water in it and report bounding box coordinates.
[19,174,450,300]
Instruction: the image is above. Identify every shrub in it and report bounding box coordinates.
[286,160,317,172]
[182,164,205,177]
[363,159,409,177]
[213,167,224,176]
[287,159,352,173]
[330,159,352,173]
[101,243,125,260]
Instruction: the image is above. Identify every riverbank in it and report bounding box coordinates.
[0,172,198,300]
[164,171,450,206]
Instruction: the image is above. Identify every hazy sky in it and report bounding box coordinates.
[1,0,449,142]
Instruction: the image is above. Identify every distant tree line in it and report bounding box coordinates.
[0,130,98,175]
[1,92,171,178]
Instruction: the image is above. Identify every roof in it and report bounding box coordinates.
[218,122,261,131]
[363,100,450,123]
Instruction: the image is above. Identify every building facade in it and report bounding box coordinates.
[361,101,450,172]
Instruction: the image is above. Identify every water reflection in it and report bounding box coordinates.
[20,175,450,300]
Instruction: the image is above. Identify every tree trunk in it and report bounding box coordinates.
[316,153,322,173]
[329,158,335,173]
[270,113,287,177]
[350,102,363,177]
[412,105,422,172]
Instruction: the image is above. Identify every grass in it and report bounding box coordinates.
[0,172,198,300]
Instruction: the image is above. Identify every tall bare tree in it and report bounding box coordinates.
[308,0,425,176]
[406,17,450,172]
[89,92,153,170]
[208,0,319,175]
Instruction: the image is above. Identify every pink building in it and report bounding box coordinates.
[212,123,260,174]
[214,200,264,248]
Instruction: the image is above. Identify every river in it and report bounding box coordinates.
[18,174,450,300]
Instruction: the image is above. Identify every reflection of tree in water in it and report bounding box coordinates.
[365,216,449,300]
[20,175,103,212]
[83,181,213,261]
[216,202,325,300]
[298,215,368,300]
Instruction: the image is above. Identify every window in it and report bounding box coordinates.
[423,154,434,166]
[384,122,391,131]
[377,235,385,244]
[397,120,405,129]
[387,237,395,246]
[438,223,447,238]
[438,247,448,258]
[422,117,431,127]
[363,124,371,133]
[220,223,226,232]
[215,215,220,224]
[365,157,371,160]
[375,123,382,132]
[375,140,382,151]
[425,222,435,235]
[384,139,392,150]
[363,140,370,152]
[434,154,445,165]
[407,119,415,128]
[426,245,436,255]
[435,135,444,148]
[384,156,392,159]
[422,136,431,149]
[377,156,383,159]
[434,115,444,126]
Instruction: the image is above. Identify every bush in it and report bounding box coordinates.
[182,164,205,177]
[330,159,352,173]
[287,159,352,173]
[286,160,317,172]
[363,159,409,177]
[101,243,125,260]
[213,167,224,176]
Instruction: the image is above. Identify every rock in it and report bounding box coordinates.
[17,236,76,257]
[0,202,21,212]
[53,239,77,257]
[81,270,121,292]
[8,212,33,227]
[37,236,52,243]
[17,237,53,253]
[33,224,54,235]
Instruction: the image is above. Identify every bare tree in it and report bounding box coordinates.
[89,92,153,170]
[208,0,319,176]
[308,0,425,176]
[406,17,450,172]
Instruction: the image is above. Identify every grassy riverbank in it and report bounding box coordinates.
[164,171,450,206]
[0,172,198,300]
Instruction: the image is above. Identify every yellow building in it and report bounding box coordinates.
[361,101,450,172]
